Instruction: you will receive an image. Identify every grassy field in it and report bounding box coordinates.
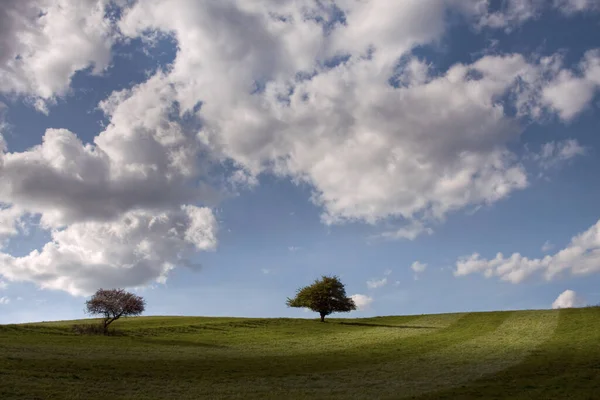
[1,308,599,399]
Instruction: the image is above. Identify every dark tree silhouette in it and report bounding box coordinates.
[85,288,145,334]
[286,275,356,322]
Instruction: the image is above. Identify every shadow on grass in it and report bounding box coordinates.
[337,322,437,329]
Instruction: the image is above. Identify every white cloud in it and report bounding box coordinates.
[552,289,586,309]
[2,0,598,296]
[288,246,301,252]
[0,0,117,108]
[0,70,221,295]
[229,168,259,190]
[0,205,27,244]
[541,240,554,253]
[351,294,374,310]
[115,1,598,233]
[0,206,217,296]
[384,269,392,276]
[119,0,595,233]
[261,268,270,275]
[366,277,388,289]
[474,0,600,30]
[476,0,545,31]
[375,220,434,241]
[0,296,10,305]
[530,139,586,170]
[455,219,600,283]
[541,50,600,121]
[0,280,7,289]
[411,261,428,274]
[1,73,216,229]
[554,0,600,14]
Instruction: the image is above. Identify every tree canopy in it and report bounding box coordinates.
[286,275,356,322]
[85,288,146,334]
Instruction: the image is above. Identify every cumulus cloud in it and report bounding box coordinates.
[1,0,598,295]
[351,294,374,310]
[0,297,10,305]
[411,261,428,274]
[1,0,597,115]
[116,1,599,234]
[455,219,600,283]
[118,1,585,230]
[366,277,388,289]
[0,127,202,228]
[541,50,600,121]
[0,64,220,296]
[552,289,586,309]
[411,261,427,280]
[0,74,219,219]
[0,206,216,296]
[0,205,27,244]
[0,280,7,289]
[0,0,117,109]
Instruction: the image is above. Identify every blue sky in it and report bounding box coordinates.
[0,0,600,323]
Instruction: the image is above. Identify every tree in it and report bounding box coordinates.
[286,275,356,322]
[85,288,145,334]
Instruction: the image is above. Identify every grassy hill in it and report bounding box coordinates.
[1,308,599,399]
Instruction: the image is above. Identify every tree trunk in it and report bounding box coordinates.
[320,313,326,322]
[103,317,115,335]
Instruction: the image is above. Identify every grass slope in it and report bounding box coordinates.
[0,308,599,399]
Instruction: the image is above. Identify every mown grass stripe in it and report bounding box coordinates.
[238,311,556,399]
[415,307,600,400]
[389,309,560,398]
[216,312,512,399]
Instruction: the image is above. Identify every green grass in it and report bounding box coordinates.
[1,308,599,399]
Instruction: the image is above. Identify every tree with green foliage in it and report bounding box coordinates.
[286,275,356,322]
[85,288,146,334]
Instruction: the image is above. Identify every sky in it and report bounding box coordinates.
[0,0,599,324]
